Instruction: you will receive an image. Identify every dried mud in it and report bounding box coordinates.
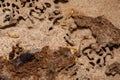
[0,44,75,80]
[0,0,120,80]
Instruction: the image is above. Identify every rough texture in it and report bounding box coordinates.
[72,14,120,56]
[0,0,120,80]
[0,45,75,80]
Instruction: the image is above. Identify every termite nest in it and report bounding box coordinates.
[5,44,76,79]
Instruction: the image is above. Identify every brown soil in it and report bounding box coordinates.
[0,45,75,80]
